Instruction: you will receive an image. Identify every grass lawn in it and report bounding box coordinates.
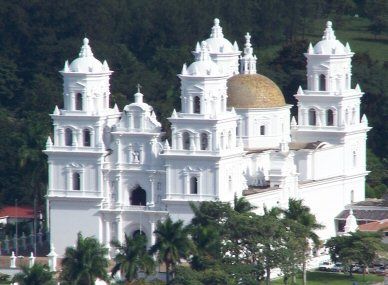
[272,271,385,285]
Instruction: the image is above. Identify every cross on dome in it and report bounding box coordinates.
[244,32,253,56]
[136,83,142,93]
[79,37,94,58]
[210,18,224,38]
[322,21,336,40]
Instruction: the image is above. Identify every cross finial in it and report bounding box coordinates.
[136,83,142,93]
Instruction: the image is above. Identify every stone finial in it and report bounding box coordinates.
[198,41,211,62]
[163,140,170,150]
[29,252,35,268]
[102,60,110,71]
[181,63,188,75]
[355,83,361,92]
[297,86,304,95]
[53,105,60,115]
[171,109,177,118]
[79,38,94,58]
[322,20,336,40]
[345,42,351,52]
[291,116,297,127]
[308,43,314,54]
[344,208,358,233]
[195,42,201,53]
[230,107,236,114]
[210,18,224,38]
[113,103,119,112]
[233,41,239,52]
[47,244,58,272]
[361,114,368,124]
[46,136,53,148]
[63,60,70,72]
[10,251,16,268]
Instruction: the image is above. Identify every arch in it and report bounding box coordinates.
[72,172,81,190]
[183,132,190,150]
[83,129,91,146]
[75,93,83,110]
[130,185,147,206]
[326,109,334,126]
[65,128,73,146]
[200,133,208,150]
[319,74,326,91]
[193,96,201,114]
[190,177,198,194]
[260,125,265,135]
[308,108,317,126]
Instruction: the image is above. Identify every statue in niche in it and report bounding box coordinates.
[132,150,140,163]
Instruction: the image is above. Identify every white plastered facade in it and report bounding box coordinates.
[45,20,370,256]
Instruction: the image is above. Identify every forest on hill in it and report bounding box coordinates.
[0,0,386,208]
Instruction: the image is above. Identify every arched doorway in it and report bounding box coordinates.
[130,185,146,206]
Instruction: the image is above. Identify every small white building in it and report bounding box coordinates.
[45,19,370,256]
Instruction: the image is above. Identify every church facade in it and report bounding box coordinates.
[45,19,370,256]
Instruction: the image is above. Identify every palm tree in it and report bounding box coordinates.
[283,199,323,285]
[12,263,55,285]
[150,216,195,284]
[111,233,155,283]
[233,194,256,214]
[60,232,109,285]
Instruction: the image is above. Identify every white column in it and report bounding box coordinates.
[177,133,182,150]
[115,174,122,205]
[58,129,64,146]
[149,176,155,205]
[116,216,123,244]
[149,220,156,247]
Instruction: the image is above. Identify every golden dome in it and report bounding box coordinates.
[227,74,286,108]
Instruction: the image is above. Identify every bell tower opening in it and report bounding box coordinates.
[319,74,326,91]
[75,93,83,110]
[130,185,146,206]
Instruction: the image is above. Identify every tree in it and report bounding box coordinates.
[111,233,155,283]
[150,216,195,284]
[12,263,55,285]
[60,232,109,285]
[233,194,256,213]
[326,231,383,278]
[282,199,323,285]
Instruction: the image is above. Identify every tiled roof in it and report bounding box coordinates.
[0,206,34,219]
[336,209,388,221]
[358,219,388,232]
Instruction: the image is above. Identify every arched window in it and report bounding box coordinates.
[326,109,334,126]
[72,172,81,190]
[194,96,200,114]
[83,129,91,146]
[190,177,198,194]
[308,109,317,126]
[183,132,190,150]
[319,74,326,91]
[130,186,146,206]
[260,125,265,135]
[65,128,73,146]
[200,133,208,150]
[75,93,83,110]
[132,230,146,238]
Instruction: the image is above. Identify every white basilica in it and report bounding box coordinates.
[45,19,370,256]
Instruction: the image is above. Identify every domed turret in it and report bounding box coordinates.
[185,41,221,77]
[68,38,107,73]
[313,21,346,55]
